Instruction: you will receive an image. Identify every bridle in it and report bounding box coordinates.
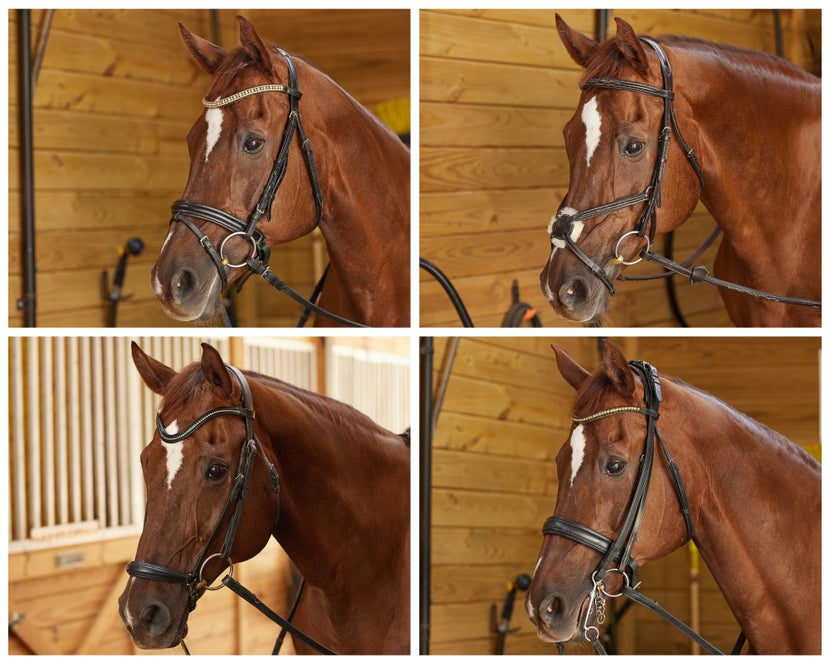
[125,366,335,655]
[549,38,821,310]
[549,37,703,296]
[170,47,367,328]
[540,361,744,655]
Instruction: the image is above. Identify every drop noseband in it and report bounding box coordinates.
[540,361,745,655]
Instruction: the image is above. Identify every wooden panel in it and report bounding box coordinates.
[429,336,819,654]
[419,9,813,327]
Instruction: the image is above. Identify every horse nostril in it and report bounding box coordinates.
[559,278,587,308]
[140,602,172,637]
[545,595,564,619]
[171,267,196,304]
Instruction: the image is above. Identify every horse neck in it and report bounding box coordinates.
[667,382,820,652]
[251,378,409,593]
[673,41,820,248]
[302,66,410,323]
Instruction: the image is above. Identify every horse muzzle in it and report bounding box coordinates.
[527,584,590,644]
[151,253,223,322]
[118,584,190,650]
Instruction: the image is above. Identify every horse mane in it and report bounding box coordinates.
[245,369,404,444]
[580,32,816,88]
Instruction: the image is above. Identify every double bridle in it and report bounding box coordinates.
[125,366,335,655]
[540,361,742,655]
[550,37,821,310]
[171,47,367,327]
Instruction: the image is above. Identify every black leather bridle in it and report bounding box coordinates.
[170,47,367,328]
[125,366,336,655]
[549,37,703,295]
[540,361,743,655]
[549,37,820,310]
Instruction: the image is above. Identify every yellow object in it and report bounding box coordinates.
[374,96,410,136]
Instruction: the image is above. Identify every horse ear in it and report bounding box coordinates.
[236,14,275,78]
[131,341,176,396]
[613,17,650,76]
[556,13,598,68]
[200,343,235,396]
[179,22,227,75]
[552,345,590,390]
[600,339,637,396]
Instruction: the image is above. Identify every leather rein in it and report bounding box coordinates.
[541,361,744,655]
[550,37,821,310]
[125,366,336,655]
[171,47,367,328]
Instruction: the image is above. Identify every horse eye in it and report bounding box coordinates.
[605,458,627,476]
[241,136,265,154]
[206,463,228,481]
[623,140,645,157]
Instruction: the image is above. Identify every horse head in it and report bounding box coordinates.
[540,16,702,324]
[154,15,322,321]
[118,342,279,649]
[526,340,689,645]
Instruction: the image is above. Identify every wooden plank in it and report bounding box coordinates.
[420,11,559,66]
[432,487,554,528]
[432,527,543,567]
[75,568,129,654]
[421,146,563,193]
[433,412,562,462]
[420,55,582,107]
[420,188,565,236]
[421,102,570,149]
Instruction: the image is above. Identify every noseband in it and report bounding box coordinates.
[126,366,280,613]
[540,361,746,654]
[549,37,703,295]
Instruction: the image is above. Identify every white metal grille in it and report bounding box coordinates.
[8,336,228,549]
[326,344,410,433]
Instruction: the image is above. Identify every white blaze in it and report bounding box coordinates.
[581,96,601,169]
[569,424,587,487]
[205,106,223,162]
[160,419,183,490]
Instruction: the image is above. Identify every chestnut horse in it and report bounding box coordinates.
[153,16,410,327]
[541,16,820,327]
[118,343,410,654]
[527,340,820,654]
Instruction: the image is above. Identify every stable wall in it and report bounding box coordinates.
[9,9,409,328]
[428,336,819,654]
[420,9,819,327]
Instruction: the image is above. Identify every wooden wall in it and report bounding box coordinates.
[9,9,409,328]
[420,9,819,327]
[427,335,819,654]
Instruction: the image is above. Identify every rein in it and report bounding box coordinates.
[541,361,744,655]
[550,37,821,310]
[125,366,337,655]
[170,47,367,328]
